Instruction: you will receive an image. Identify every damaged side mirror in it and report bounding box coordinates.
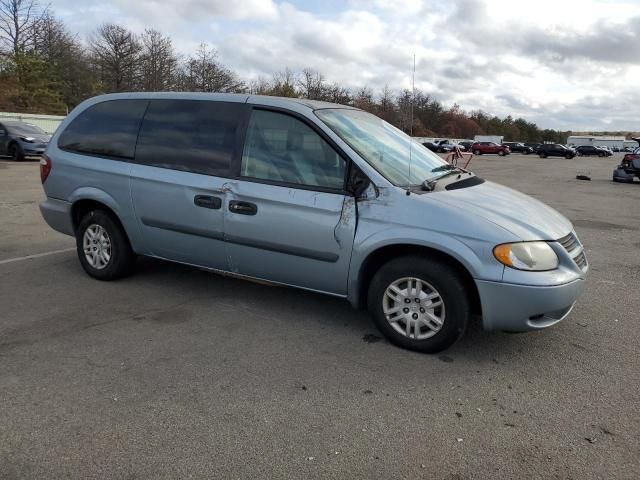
[347,163,374,199]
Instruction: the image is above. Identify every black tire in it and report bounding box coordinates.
[75,209,135,280]
[540,152,547,158]
[565,154,573,159]
[524,150,530,155]
[599,152,605,157]
[473,149,481,155]
[497,150,505,156]
[9,143,24,162]
[367,256,470,353]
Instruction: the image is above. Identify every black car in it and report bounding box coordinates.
[0,120,51,161]
[422,142,439,152]
[538,144,576,159]
[524,143,543,153]
[459,141,474,151]
[502,142,534,154]
[575,145,609,157]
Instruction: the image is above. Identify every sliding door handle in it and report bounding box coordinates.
[229,201,257,216]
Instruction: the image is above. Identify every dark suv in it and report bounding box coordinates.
[502,142,534,154]
[575,145,609,157]
[471,142,510,156]
[538,144,576,159]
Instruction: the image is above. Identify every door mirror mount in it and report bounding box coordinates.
[348,163,375,200]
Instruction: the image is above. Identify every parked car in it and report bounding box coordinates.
[422,141,440,152]
[0,120,51,161]
[459,141,474,151]
[613,140,640,183]
[537,144,576,159]
[502,142,534,154]
[524,143,543,153]
[39,93,588,353]
[435,139,456,153]
[575,145,610,157]
[471,142,510,156]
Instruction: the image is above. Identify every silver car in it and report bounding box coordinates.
[0,120,50,161]
[39,93,588,353]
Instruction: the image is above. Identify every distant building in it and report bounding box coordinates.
[566,135,626,149]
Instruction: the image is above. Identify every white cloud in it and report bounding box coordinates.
[51,0,640,129]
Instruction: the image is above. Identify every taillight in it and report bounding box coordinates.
[623,153,639,162]
[40,154,52,183]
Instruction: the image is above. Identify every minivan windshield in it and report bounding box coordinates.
[316,108,448,186]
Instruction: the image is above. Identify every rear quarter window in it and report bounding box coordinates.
[135,99,245,177]
[58,100,148,159]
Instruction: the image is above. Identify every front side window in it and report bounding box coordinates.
[135,100,244,176]
[58,100,148,159]
[316,108,447,186]
[241,110,345,190]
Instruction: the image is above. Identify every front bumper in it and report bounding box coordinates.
[40,197,74,236]
[476,278,585,331]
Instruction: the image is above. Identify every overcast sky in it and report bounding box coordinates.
[53,0,640,130]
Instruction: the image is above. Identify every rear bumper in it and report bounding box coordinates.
[476,278,585,332]
[40,197,74,236]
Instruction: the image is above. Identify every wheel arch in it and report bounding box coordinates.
[352,243,482,316]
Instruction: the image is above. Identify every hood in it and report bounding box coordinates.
[430,180,572,241]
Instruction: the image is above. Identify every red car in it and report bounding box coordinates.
[471,142,510,156]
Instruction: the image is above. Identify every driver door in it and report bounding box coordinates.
[0,123,8,155]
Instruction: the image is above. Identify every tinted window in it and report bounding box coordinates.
[241,110,345,190]
[58,100,148,159]
[136,100,244,176]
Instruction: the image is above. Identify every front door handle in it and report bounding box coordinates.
[194,195,222,209]
[229,200,257,216]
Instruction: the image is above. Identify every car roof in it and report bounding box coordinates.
[82,92,359,113]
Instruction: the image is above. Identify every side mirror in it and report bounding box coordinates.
[347,163,373,199]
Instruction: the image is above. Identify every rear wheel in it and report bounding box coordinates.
[599,152,605,157]
[565,154,573,159]
[367,256,470,353]
[473,149,481,155]
[540,152,547,158]
[75,209,135,280]
[9,143,24,162]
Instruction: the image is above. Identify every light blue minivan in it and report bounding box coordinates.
[39,93,588,352]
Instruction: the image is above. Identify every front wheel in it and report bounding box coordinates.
[367,256,470,353]
[565,154,573,159]
[540,152,547,158]
[9,144,25,162]
[497,150,505,156]
[473,149,481,155]
[76,209,136,280]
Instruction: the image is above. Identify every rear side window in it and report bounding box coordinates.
[135,100,244,176]
[58,100,148,159]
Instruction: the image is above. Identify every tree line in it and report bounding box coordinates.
[0,0,587,143]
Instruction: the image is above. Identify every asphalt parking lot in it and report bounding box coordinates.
[1,154,639,479]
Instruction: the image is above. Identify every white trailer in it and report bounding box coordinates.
[567,135,626,149]
[474,135,504,144]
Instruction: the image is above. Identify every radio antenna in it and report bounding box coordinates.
[407,53,416,193]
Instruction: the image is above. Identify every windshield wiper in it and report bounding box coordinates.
[422,168,468,191]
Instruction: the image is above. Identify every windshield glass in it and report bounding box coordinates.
[6,123,47,136]
[315,108,448,186]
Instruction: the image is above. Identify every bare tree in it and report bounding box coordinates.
[181,43,244,93]
[140,29,178,91]
[298,68,327,100]
[0,0,47,56]
[89,23,141,92]
[248,75,271,95]
[269,68,297,97]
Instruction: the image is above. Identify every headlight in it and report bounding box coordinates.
[493,242,558,271]
[21,137,35,143]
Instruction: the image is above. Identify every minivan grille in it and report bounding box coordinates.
[557,232,588,271]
